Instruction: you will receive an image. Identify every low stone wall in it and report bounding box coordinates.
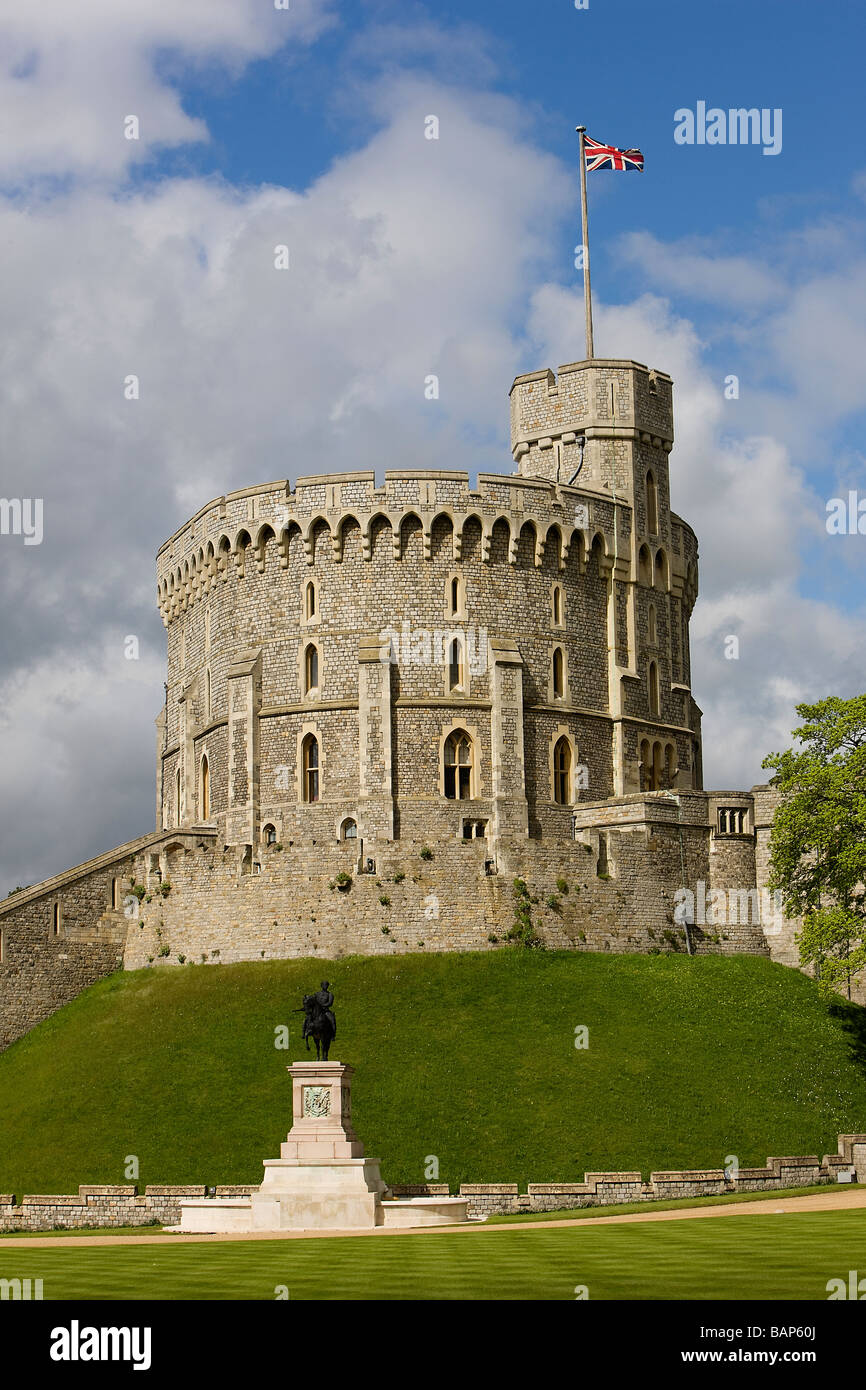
[3,1137,863,1230]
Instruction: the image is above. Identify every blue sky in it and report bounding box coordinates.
[0,0,863,888]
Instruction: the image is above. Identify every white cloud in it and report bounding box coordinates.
[0,0,334,183]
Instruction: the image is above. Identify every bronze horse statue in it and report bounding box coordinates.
[301,989,336,1061]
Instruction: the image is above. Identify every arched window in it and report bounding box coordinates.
[638,544,652,586]
[652,742,663,791]
[200,754,210,820]
[553,737,572,805]
[444,730,472,800]
[654,549,668,591]
[263,823,277,846]
[552,585,563,627]
[448,638,463,691]
[640,738,651,791]
[449,575,463,617]
[648,603,657,645]
[340,818,358,840]
[305,580,317,620]
[648,661,660,718]
[302,735,320,803]
[646,471,658,536]
[552,646,565,699]
[175,766,182,826]
[665,744,676,787]
[304,643,319,694]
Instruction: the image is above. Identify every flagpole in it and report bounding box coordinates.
[576,125,594,359]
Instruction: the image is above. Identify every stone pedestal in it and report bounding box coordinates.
[250,1061,389,1230]
[175,1059,471,1233]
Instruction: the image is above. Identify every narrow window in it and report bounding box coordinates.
[553,737,572,805]
[303,735,320,803]
[652,741,662,791]
[552,647,565,699]
[448,638,463,690]
[648,661,660,718]
[176,766,182,825]
[304,644,319,694]
[444,731,472,800]
[646,471,658,536]
[206,669,211,718]
[638,544,652,586]
[640,738,651,792]
[111,878,119,910]
[306,580,316,619]
[552,585,563,626]
[648,603,657,645]
[654,549,667,590]
[200,755,210,820]
[53,902,61,936]
[450,576,461,616]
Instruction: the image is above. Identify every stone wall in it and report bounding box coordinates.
[0,829,212,1051]
[3,1136,863,1230]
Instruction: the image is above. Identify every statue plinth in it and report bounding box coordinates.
[250,1060,388,1230]
[279,1061,365,1160]
[175,1057,470,1232]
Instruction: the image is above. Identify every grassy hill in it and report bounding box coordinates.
[1,950,865,1196]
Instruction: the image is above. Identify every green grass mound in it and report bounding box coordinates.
[0,951,864,1195]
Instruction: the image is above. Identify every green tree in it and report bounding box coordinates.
[762,695,866,999]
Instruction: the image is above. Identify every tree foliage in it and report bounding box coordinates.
[762,694,866,998]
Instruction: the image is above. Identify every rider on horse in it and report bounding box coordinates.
[302,980,336,1041]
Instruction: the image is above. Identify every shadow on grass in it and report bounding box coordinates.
[829,996,866,1076]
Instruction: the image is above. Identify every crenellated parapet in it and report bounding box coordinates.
[155,469,620,626]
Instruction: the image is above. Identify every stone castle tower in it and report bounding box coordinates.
[155,358,701,858]
[0,355,802,1051]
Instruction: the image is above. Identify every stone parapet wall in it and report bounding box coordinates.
[3,1137,862,1230]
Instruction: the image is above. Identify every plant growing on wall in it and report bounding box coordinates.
[506,878,542,949]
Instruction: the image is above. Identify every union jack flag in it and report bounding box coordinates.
[581,133,644,172]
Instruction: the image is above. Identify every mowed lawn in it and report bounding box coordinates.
[3,1212,864,1301]
[1,950,866,1194]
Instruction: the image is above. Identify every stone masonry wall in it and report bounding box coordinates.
[2,1137,863,1229]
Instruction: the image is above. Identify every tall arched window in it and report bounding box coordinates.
[302,734,320,803]
[200,754,210,820]
[654,549,668,591]
[638,544,652,585]
[552,585,563,627]
[448,637,463,691]
[646,471,658,536]
[305,580,317,619]
[640,738,651,791]
[449,575,463,617]
[648,603,657,645]
[553,737,572,804]
[304,643,319,694]
[552,646,565,699]
[175,766,182,826]
[444,730,472,800]
[648,661,660,718]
